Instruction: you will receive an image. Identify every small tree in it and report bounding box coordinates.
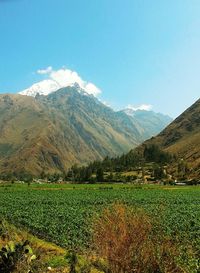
[154,164,166,180]
[96,168,104,182]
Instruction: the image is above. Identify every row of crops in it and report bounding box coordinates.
[0,184,199,255]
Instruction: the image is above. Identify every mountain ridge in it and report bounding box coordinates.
[0,86,173,176]
[0,88,152,175]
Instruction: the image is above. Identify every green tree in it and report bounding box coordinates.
[96,168,104,182]
[154,165,165,180]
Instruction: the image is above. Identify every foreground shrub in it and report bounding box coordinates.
[93,204,187,273]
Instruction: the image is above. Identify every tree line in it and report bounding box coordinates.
[0,145,175,183]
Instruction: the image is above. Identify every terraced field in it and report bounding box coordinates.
[0,183,199,253]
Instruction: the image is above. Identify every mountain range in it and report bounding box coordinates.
[0,85,172,175]
[121,108,172,139]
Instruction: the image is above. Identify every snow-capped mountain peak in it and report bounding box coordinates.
[19,67,101,98]
[19,80,91,97]
[19,80,61,97]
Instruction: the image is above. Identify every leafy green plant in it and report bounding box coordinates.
[0,240,36,273]
[66,250,91,273]
[66,250,77,273]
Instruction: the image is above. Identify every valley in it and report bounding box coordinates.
[1,1,200,272]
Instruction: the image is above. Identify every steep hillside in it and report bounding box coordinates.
[0,94,64,175]
[142,98,200,170]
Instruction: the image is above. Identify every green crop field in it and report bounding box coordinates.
[0,184,199,262]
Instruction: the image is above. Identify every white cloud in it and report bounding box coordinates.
[127,104,153,111]
[19,67,101,97]
[48,68,101,96]
[84,82,101,96]
[37,66,53,75]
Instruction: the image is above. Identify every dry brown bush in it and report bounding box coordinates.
[93,204,186,273]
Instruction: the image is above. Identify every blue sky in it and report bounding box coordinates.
[0,0,200,117]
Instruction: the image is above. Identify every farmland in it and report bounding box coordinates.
[0,183,199,253]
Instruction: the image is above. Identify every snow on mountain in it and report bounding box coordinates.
[123,104,153,117]
[19,80,61,97]
[19,67,101,97]
[19,80,92,97]
[123,108,137,117]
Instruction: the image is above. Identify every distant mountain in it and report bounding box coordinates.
[141,98,200,173]
[120,108,172,138]
[0,86,151,175]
